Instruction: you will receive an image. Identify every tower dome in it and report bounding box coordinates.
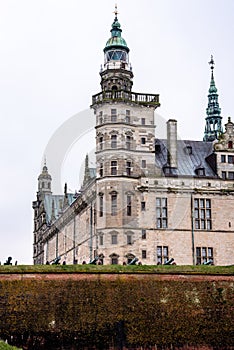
[103,6,130,68]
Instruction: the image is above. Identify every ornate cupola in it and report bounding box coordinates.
[100,5,133,92]
[38,160,52,194]
[203,55,223,141]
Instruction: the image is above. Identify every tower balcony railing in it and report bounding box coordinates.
[92,90,160,107]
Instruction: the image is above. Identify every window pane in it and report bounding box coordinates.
[202,247,207,257]
[207,220,212,230]
[162,208,167,218]
[157,246,162,256]
[163,247,168,257]
[201,220,206,229]
[157,218,161,228]
[208,247,213,258]
[196,247,201,257]
[206,199,211,208]
[194,199,199,208]
[194,209,199,219]
[162,219,167,228]
[142,230,146,239]
[200,199,205,208]
[112,235,117,244]
[162,198,167,207]
[156,198,161,207]
[127,235,132,244]
[195,220,200,229]
[200,209,205,219]
[206,209,211,219]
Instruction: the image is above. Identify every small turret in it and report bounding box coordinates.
[38,159,52,194]
[203,55,223,142]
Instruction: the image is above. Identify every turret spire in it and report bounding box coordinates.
[203,55,222,141]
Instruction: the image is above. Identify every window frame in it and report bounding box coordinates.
[156,197,168,229]
[111,193,117,216]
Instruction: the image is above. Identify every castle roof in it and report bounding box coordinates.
[155,139,217,178]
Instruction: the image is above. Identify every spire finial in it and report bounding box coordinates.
[114,4,118,19]
[44,156,47,167]
[209,55,215,78]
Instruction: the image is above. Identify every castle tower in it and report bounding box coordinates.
[203,55,223,141]
[91,6,160,264]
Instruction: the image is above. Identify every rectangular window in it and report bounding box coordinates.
[141,201,146,211]
[99,196,103,217]
[228,172,234,180]
[126,135,131,150]
[141,229,146,239]
[111,135,117,148]
[141,160,146,168]
[221,155,226,163]
[99,136,103,150]
[111,194,117,216]
[127,235,132,245]
[222,171,226,179]
[111,161,117,175]
[127,195,132,216]
[194,198,212,230]
[157,246,168,264]
[126,161,131,176]
[141,118,145,125]
[196,247,213,265]
[156,198,168,229]
[99,111,103,124]
[126,110,130,123]
[111,109,117,122]
[142,250,147,259]
[111,234,117,244]
[141,137,146,145]
[228,155,234,164]
[99,235,103,246]
[100,163,103,177]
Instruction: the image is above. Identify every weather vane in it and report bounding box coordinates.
[209,55,215,72]
[114,4,118,18]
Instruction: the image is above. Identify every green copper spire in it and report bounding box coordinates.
[203,55,222,142]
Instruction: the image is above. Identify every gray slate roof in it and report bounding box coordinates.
[44,193,76,223]
[155,139,217,178]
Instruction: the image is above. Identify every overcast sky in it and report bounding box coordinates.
[0,0,234,264]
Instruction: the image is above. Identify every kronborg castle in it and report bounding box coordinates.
[32,10,234,266]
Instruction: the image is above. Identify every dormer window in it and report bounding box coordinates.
[196,167,205,176]
[163,166,172,175]
[184,146,192,155]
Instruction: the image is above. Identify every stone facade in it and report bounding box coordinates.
[32,12,234,266]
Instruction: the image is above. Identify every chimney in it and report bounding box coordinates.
[167,119,177,168]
